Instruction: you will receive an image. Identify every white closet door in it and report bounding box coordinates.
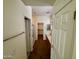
[51,10,75,59]
[62,11,75,59]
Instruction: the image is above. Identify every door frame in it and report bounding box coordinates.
[24,16,31,57]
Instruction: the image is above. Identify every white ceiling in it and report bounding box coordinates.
[32,6,53,16]
[22,0,56,6]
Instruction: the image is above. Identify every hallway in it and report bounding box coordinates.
[28,34,51,59]
[3,0,76,59]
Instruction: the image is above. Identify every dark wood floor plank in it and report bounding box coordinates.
[28,34,51,59]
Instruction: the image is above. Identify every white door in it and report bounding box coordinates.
[51,0,76,59]
[51,11,75,59]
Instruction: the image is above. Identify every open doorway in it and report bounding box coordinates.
[38,23,44,40]
[24,17,31,57]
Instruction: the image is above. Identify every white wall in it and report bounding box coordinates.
[3,0,32,59]
[32,16,51,40]
[25,6,33,51]
[32,16,38,42]
[37,16,50,35]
